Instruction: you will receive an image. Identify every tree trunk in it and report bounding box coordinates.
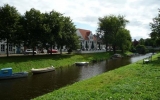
[60,45,62,55]
[113,45,116,54]
[50,45,52,55]
[105,42,108,52]
[32,47,35,56]
[6,38,9,57]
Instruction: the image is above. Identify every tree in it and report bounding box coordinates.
[97,15,129,53]
[150,9,160,46]
[133,39,139,47]
[0,4,21,57]
[21,8,44,55]
[56,16,79,54]
[139,38,145,45]
[144,38,155,47]
[43,10,62,54]
[136,45,147,54]
[116,29,132,53]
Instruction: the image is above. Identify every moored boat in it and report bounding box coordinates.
[31,66,55,74]
[75,62,89,66]
[0,68,28,80]
[110,54,122,59]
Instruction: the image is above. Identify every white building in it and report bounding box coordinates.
[0,28,100,54]
[0,40,16,54]
[0,40,26,54]
[76,28,98,50]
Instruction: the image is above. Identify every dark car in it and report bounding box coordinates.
[47,49,58,53]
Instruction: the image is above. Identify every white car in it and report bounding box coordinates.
[25,49,37,54]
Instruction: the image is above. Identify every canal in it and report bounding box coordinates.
[0,53,152,100]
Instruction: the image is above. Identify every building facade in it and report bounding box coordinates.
[0,40,25,54]
[76,28,98,50]
[0,28,101,54]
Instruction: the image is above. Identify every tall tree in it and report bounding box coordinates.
[139,38,145,45]
[150,9,160,46]
[0,4,20,57]
[116,29,132,53]
[43,10,62,54]
[133,39,139,47]
[22,8,44,55]
[56,16,79,54]
[97,15,129,53]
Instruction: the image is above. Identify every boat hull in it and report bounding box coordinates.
[0,72,28,80]
[75,62,89,66]
[31,67,55,74]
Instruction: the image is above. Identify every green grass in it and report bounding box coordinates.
[0,52,111,72]
[33,53,160,100]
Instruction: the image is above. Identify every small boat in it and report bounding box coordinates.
[31,66,55,74]
[110,54,122,59]
[75,62,89,66]
[0,68,28,80]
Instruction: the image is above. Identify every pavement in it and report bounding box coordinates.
[0,53,60,57]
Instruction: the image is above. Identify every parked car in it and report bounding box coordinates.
[25,49,37,54]
[47,49,58,53]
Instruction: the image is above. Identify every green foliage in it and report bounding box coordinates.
[116,29,132,52]
[43,10,62,50]
[0,4,20,40]
[150,9,160,46]
[22,8,44,50]
[0,4,21,56]
[130,45,136,53]
[136,45,147,54]
[57,16,79,51]
[0,4,79,56]
[144,38,155,47]
[139,38,145,45]
[97,15,129,53]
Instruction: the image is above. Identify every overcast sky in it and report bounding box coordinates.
[0,0,159,40]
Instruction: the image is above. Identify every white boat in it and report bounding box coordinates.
[31,66,55,74]
[0,68,28,80]
[110,54,122,59]
[75,62,89,66]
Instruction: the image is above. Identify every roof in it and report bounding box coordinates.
[77,28,91,40]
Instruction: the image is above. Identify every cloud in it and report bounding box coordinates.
[0,0,159,40]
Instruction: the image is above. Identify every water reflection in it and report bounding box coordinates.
[0,54,152,100]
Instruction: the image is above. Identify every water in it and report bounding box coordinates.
[0,53,152,100]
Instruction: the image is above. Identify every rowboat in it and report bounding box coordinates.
[110,54,122,59]
[31,66,55,74]
[75,62,89,66]
[0,68,28,80]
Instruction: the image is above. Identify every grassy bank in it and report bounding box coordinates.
[0,52,112,72]
[33,53,160,100]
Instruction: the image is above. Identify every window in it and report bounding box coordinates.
[9,44,12,51]
[1,44,5,51]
